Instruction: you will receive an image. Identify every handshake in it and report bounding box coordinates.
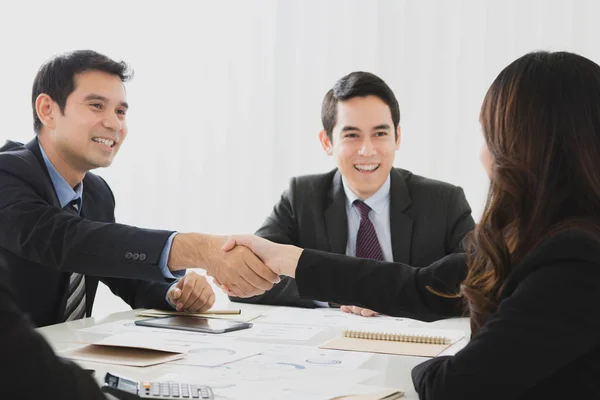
[167,233,303,301]
[165,233,378,318]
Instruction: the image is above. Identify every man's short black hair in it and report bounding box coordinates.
[321,71,400,141]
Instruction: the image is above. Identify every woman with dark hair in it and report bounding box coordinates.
[222,51,600,399]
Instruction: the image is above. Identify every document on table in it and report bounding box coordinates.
[211,380,402,400]
[62,331,264,367]
[166,339,265,367]
[60,344,184,367]
[155,369,396,400]
[258,307,426,330]
[59,332,188,367]
[224,322,323,341]
[241,342,374,370]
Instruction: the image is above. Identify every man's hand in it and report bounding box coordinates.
[167,272,215,312]
[168,233,280,298]
[340,305,379,317]
[221,235,303,277]
[215,235,303,296]
[206,245,281,298]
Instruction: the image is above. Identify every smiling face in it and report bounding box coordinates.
[37,70,128,184]
[319,95,401,200]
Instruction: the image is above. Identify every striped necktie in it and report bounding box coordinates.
[354,200,384,261]
[62,199,87,322]
[328,200,385,309]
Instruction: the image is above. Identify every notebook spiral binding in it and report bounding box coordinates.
[342,329,451,345]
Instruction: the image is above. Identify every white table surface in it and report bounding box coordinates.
[38,301,470,400]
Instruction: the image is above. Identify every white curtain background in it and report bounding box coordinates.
[1,0,598,316]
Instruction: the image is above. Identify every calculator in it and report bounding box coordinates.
[102,372,214,399]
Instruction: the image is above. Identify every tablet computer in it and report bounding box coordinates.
[134,316,252,334]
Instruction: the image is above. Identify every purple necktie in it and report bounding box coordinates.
[354,200,384,261]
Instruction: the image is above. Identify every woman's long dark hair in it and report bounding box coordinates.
[463,51,600,334]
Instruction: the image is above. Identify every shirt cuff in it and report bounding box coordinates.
[313,300,330,308]
[165,279,180,310]
[159,232,186,279]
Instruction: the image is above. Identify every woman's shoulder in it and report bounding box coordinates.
[526,229,600,266]
[504,228,600,295]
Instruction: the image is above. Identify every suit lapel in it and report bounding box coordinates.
[324,170,348,254]
[25,138,62,209]
[389,168,413,263]
[26,138,92,317]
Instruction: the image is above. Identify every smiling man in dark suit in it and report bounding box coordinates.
[229,71,474,317]
[0,50,279,327]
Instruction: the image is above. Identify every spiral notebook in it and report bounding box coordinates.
[320,328,465,358]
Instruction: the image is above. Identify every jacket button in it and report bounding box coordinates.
[125,252,133,260]
[132,253,140,261]
[139,253,147,261]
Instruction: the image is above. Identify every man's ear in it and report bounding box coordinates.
[395,125,401,150]
[319,130,333,155]
[35,94,57,130]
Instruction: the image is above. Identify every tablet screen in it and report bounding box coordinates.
[135,316,252,334]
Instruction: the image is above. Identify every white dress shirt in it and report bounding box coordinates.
[314,175,393,307]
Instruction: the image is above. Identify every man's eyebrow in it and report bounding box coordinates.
[83,94,108,102]
[373,124,392,130]
[83,94,128,109]
[341,125,361,132]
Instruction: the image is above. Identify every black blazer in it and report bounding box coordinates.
[0,261,106,399]
[232,168,474,310]
[296,230,600,399]
[0,138,176,327]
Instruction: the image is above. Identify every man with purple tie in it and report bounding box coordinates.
[229,72,475,320]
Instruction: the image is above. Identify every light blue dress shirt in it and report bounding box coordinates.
[342,174,393,262]
[39,143,179,308]
[314,175,393,308]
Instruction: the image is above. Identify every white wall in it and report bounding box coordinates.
[1,0,599,316]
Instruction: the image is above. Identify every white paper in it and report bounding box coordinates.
[156,367,384,400]
[77,321,265,367]
[259,307,424,330]
[77,319,187,336]
[90,331,264,367]
[247,342,374,370]
[94,332,192,353]
[78,318,323,342]
[223,323,323,341]
[210,379,392,400]
[168,340,265,367]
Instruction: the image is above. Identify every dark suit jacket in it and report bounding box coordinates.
[232,168,474,311]
[0,138,176,327]
[296,230,600,399]
[0,261,107,399]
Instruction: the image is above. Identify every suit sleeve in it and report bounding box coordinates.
[96,177,174,311]
[445,186,475,253]
[0,268,107,399]
[230,179,315,308]
[0,167,173,281]
[295,250,466,320]
[411,261,600,399]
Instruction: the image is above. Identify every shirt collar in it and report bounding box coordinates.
[38,143,83,209]
[342,173,391,214]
